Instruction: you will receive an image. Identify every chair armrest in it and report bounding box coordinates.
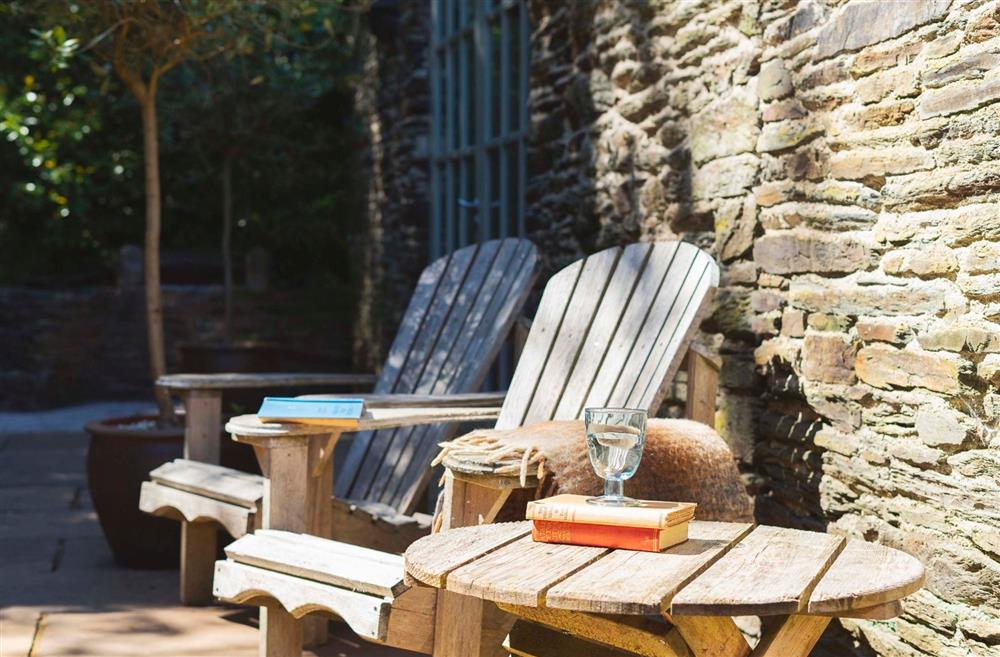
[296,391,507,408]
[156,372,378,391]
[225,405,500,439]
[359,405,500,430]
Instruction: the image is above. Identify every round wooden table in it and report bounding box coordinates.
[404,520,924,657]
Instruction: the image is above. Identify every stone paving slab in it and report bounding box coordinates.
[1,606,43,657]
[0,432,90,450]
[0,435,87,488]
[0,486,83,511]
[0,401,153,433]
[0,507,105,541]
[31,607,260,657]
[0,536,176,610]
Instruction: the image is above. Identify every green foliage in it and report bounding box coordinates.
[0,0,366,289]
[0,4,142,283]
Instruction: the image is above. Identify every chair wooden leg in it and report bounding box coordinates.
[252,433,339,649]
[183,389,222,462]
[178,389,222,605]
[302,442,335,647]
[261,606,303,657]
[179,521,217,605]
[436,472,512,532]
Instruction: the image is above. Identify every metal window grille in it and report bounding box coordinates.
[430,0,529,259]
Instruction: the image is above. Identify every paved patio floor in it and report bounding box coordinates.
[0,430,419,657]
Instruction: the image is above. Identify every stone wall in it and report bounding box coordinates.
[358,1,1000,653]
[521,0,1000,655]
[0,285,352,410]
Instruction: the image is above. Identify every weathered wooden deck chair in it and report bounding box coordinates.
[211,240,721,657]
[139,238,540,604]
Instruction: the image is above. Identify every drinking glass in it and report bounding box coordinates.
[584,407,647,506]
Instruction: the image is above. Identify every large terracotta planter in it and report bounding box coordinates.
[85,415,183,569]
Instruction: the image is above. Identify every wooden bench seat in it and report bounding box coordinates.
[226,530,407,596]
[140,481,261,538]
[214,530,436,653]
[141,458,435,549]
[150,459,265,507]
[140,459,265,538]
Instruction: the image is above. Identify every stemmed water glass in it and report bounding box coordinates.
[584,407,647,506]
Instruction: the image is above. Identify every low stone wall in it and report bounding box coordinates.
[0,285,352,410]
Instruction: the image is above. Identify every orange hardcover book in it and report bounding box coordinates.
[531,519,689,552]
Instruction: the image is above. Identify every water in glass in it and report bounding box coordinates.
[584,407,647,506]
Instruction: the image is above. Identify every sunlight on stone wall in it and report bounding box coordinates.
[358,2,1000,653]
[521,1,1000,655]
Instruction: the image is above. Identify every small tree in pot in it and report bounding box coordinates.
[31,0,326,567]
[37,0,232,421]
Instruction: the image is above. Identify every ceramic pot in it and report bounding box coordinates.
[84,415,183,569]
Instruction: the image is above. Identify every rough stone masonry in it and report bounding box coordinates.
[357,1,1000,655]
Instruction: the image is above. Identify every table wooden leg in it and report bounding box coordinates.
[751,615,830,657]
[503,605,690,657]
[431,472,516,657]
[433,593,513,657]
[505,619,640,657]
[668,615,750,657]
[179,389,221,605]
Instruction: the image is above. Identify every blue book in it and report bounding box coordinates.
[257,397,365,427]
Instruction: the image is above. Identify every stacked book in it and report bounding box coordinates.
[256,397,365,428]
[526,494,696,552]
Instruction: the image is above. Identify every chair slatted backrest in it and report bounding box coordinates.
[336,238,539,512]
[495,241,719,430]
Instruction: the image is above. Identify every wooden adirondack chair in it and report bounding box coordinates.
[212,240,721,657]
[139,238,540,605]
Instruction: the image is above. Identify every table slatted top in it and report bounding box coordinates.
[404,521,924,617]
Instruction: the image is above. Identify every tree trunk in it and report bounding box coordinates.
[140,92,175,424]
[221,153,234,342]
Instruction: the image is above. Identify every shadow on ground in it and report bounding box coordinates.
[0,431,418,657]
